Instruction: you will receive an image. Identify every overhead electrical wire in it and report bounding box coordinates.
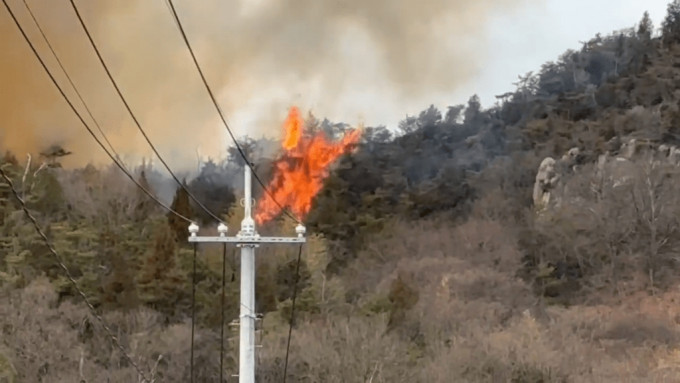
[282,243,304,383]
[163,0,301,224]
[67,0,225,225]
[19,0,121,162]
[2,0,193,224]
[161,3,308,380]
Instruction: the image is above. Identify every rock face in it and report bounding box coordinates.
[595,151,637,189]
[533,157,560,211]
[595,138,680,189]
[534,138,680,212]
[657,143,680,165]
[560,147,581,171]
[532,147,581,211]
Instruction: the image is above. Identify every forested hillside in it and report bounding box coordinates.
[5,4,680,382]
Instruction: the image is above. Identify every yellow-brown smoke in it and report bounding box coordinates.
[0,0,533,169]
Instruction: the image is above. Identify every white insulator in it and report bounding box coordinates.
[218,223,228,237]
[295,224,306,238]
[188,222,199,237]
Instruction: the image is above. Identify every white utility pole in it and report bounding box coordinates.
[188,165,306,383]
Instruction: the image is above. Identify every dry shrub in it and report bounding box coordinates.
[522,154,680,302]
[542,300,680,381]
[257,314,414,383]
[82,308,223,382]
[9,199,680,381]
[598,315,677,346]
[417,295,680,382]
[0,277,225,382]
[0,277,87,382]
[324,215,680,382]
[469,153,540,223]
[345,217,523,300]
[55,165,143,225]
[418,315,571,382]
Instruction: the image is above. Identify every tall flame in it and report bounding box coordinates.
[255,106,362,225]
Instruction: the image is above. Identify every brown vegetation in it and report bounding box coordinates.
[7,3,680,381]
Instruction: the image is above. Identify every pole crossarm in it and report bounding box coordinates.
[188,236,306,244]
[186,165,305,383]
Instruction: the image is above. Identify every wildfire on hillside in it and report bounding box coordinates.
[255,106,362,225]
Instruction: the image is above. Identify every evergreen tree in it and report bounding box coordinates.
[28,171,65,218]
[188,160,236,225]
[167,181,193,243]
[638,11,653,40]
[136,219,187,318]
[50,220,101,302]
[0,162,71,290]
[227,138,258,168]
[133,170,157,223]
[464,95,483,125]
[99,229,139,311]
[0,213,41,288]
[663,1,680,46]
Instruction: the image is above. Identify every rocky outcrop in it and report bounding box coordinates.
[533,147,581,211]
[656,143,680,165]
[594,138,680,189]
[533,157,559,211]
[534,138,680,212]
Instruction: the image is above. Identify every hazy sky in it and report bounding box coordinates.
[0,0,673,169]
[470,0,670,107]
[365,0,671,131]
[230,0,672,135]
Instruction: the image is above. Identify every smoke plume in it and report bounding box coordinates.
[0,0,533,170]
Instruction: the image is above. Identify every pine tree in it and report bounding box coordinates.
[50,220,101,302]
[0,162,71,290]
[99,229,139,311]
[188,160,236,225]
[167,180,193,243]
[137,219,187,318]
[133,170,157,223]
[638,11,653,40]
[663,1,680,46]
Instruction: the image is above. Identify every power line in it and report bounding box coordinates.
[1,0,193,224]
[67,0,225,225]
[19,0,192,223]
[282,243,304,383]
[163,0,301,224]
[20,0,120,162]
[0,165,151,383]
[163,1,307,377]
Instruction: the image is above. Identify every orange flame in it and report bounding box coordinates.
[255,106,362,225]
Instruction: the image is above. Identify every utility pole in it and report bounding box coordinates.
[188,165,306,383]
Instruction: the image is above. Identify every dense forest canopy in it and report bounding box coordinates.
[5,3,680,381]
